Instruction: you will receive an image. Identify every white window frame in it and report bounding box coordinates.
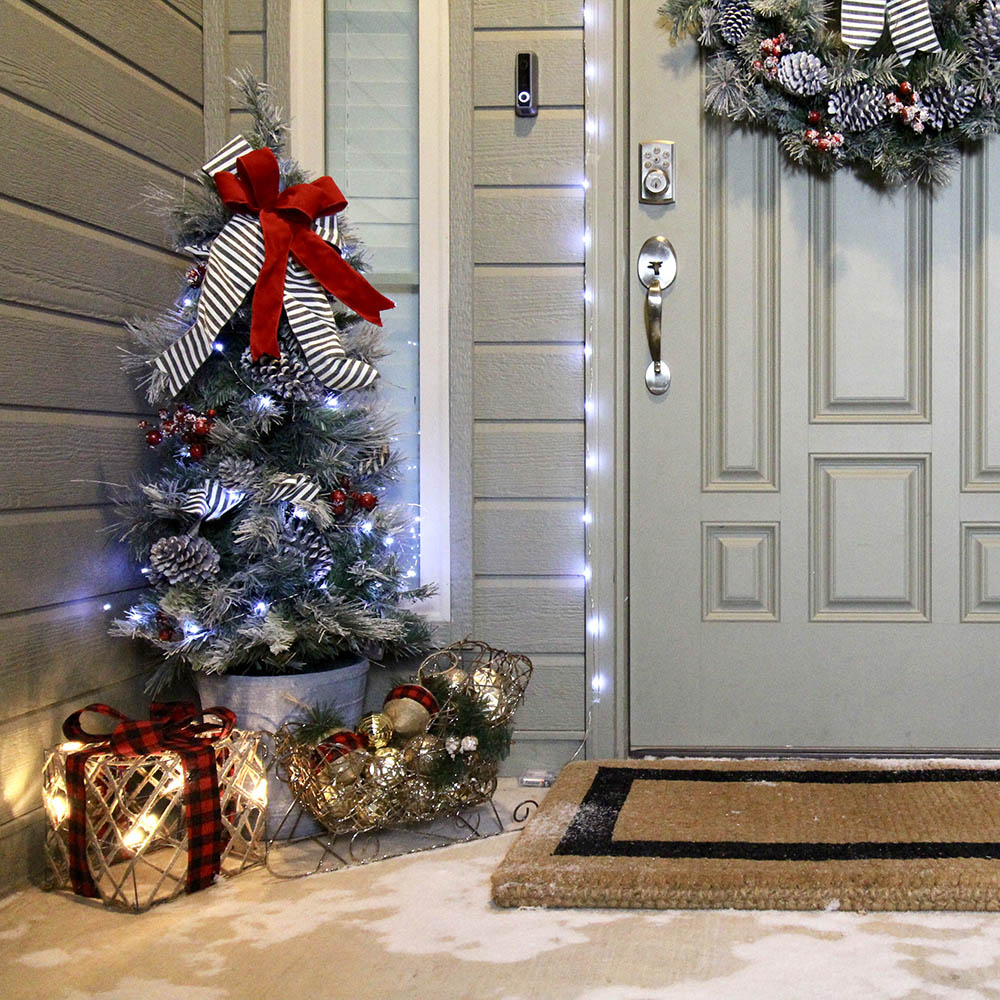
[289,0,451,623]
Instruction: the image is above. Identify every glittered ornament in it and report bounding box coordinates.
[470,666,503,720]
[356,712,394,749]
[402,734,447,776]
[366,747,407,786]
[324,749,367,785]
[383,685,439,739]
[319,783,357,820]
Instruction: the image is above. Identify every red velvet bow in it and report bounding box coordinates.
[214,147,395,361]
[61,702,237,899]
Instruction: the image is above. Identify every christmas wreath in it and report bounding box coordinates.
[660,0,1000,184]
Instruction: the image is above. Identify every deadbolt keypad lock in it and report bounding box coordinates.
[640,141,675,204]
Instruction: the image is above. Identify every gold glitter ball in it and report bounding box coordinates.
[366,746,407,786]
[323,749,367,786]
[356,712,394,749]
[319,782,357,821]
[470,666,503,720]
[436,666,469,694]
[383,697,433,740]
[402,734,447,776]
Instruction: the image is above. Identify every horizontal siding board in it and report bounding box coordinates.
[0,674,147,825]
[474,344,583,420]
[511,654,584,730]
[229,33,266,92]
[474,577,584,652]
[474,422,584,498]
[474,109,583,186]
[474,188,583,264]
[0,411,151,510]
[500,737,581,777]
[0,0,202,173]
[1,94,179,248]
[229,0,265,31]
[0,597,152,722]
[473,28,583,107]
[0,304,145,414]
[165,0,203,26]
[0,199,186,321]
[0,810,45,891]
[474,0,584,28]
[0,509,143,614]
[474,499,583,575]
[474,265,583,342]
[36,0,203,103]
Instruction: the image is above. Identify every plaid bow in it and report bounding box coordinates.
[385,684,440,715]
[61,701,236,898]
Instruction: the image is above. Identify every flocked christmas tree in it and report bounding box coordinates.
[112,74,433,693]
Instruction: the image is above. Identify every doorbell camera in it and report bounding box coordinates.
[515,51,538,117]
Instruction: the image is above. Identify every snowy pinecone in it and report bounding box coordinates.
[241,341,324,402]
[970,0,1000,62]
[149,534,220,586]
[775,52,829,96]
[717,0,755,45]
[216,456,259,491]
[921,85,977,130]
[827,83,889,131]
[280,519,334,581]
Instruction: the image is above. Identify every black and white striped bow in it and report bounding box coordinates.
[182,480,246,520]
[841,0,941,65]
[153,137,379,398]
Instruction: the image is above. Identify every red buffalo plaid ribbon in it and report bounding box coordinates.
[61,702,236,898]
[385,684,440,715]
[214,146,395,361]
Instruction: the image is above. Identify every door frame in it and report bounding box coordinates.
[584,0,630,759]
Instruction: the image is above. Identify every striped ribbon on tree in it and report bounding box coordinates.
[840,0,941,65]
[153,137,392,398]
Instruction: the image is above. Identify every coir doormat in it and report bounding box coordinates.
[491,759,1000,911]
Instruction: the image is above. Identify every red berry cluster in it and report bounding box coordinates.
[886,81,929,133]
[804,127,845,152]
[752,34,792,76]
[139,404,217,461]
[329,476,378,517]
[155,611,177,642]
[185,264,206,287]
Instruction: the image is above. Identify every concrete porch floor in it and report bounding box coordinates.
[3,780,1000,999]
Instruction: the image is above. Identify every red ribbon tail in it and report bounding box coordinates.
[291,230,395,326]
[251,214,292,360]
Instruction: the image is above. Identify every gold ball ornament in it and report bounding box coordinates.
[470,666,504,720]
[402,776,437,818]
[323,749,367,786]
[366,746,407,786]
[353,788,402,830]
[402,734,447,776]
[382,684,439,739]
[356,712,394,749]
[319,782,357,821]
[436,666,469,695]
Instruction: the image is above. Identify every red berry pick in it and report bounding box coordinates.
[359,492,378,511]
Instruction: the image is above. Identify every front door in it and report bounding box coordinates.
[627,4,1000,751]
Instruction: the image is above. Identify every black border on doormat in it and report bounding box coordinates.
[553,765,1000,862]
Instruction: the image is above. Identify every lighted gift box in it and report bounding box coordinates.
[43,702,266,911]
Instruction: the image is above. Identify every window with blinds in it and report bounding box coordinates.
[325,0,420,533]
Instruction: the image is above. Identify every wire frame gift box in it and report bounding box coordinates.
[273,640,532,839]
[43,703,266,911]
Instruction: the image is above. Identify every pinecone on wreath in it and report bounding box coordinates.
[717,0,755,45]
[827,83,889,131]
[970,0,1000,62]
[241,340,324,402]
[775,52,829,96]
[149,534,221,585]
[921,85,977,130]
[280,518,334,581]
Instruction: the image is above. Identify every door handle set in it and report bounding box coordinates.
[637,236,677,396]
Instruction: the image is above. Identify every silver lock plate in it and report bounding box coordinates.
[639,141,674,204]
[637,235,677,289]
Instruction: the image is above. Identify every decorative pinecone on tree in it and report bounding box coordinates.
[280,519,334,581]
[215,456,259,490]
[970,0,1000,62]
[827,83,889,131]
[921,85,977,130]
[717,0,755,45]
[241,339,324,402]
[775,52,829,96]
[149,534,221,585]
